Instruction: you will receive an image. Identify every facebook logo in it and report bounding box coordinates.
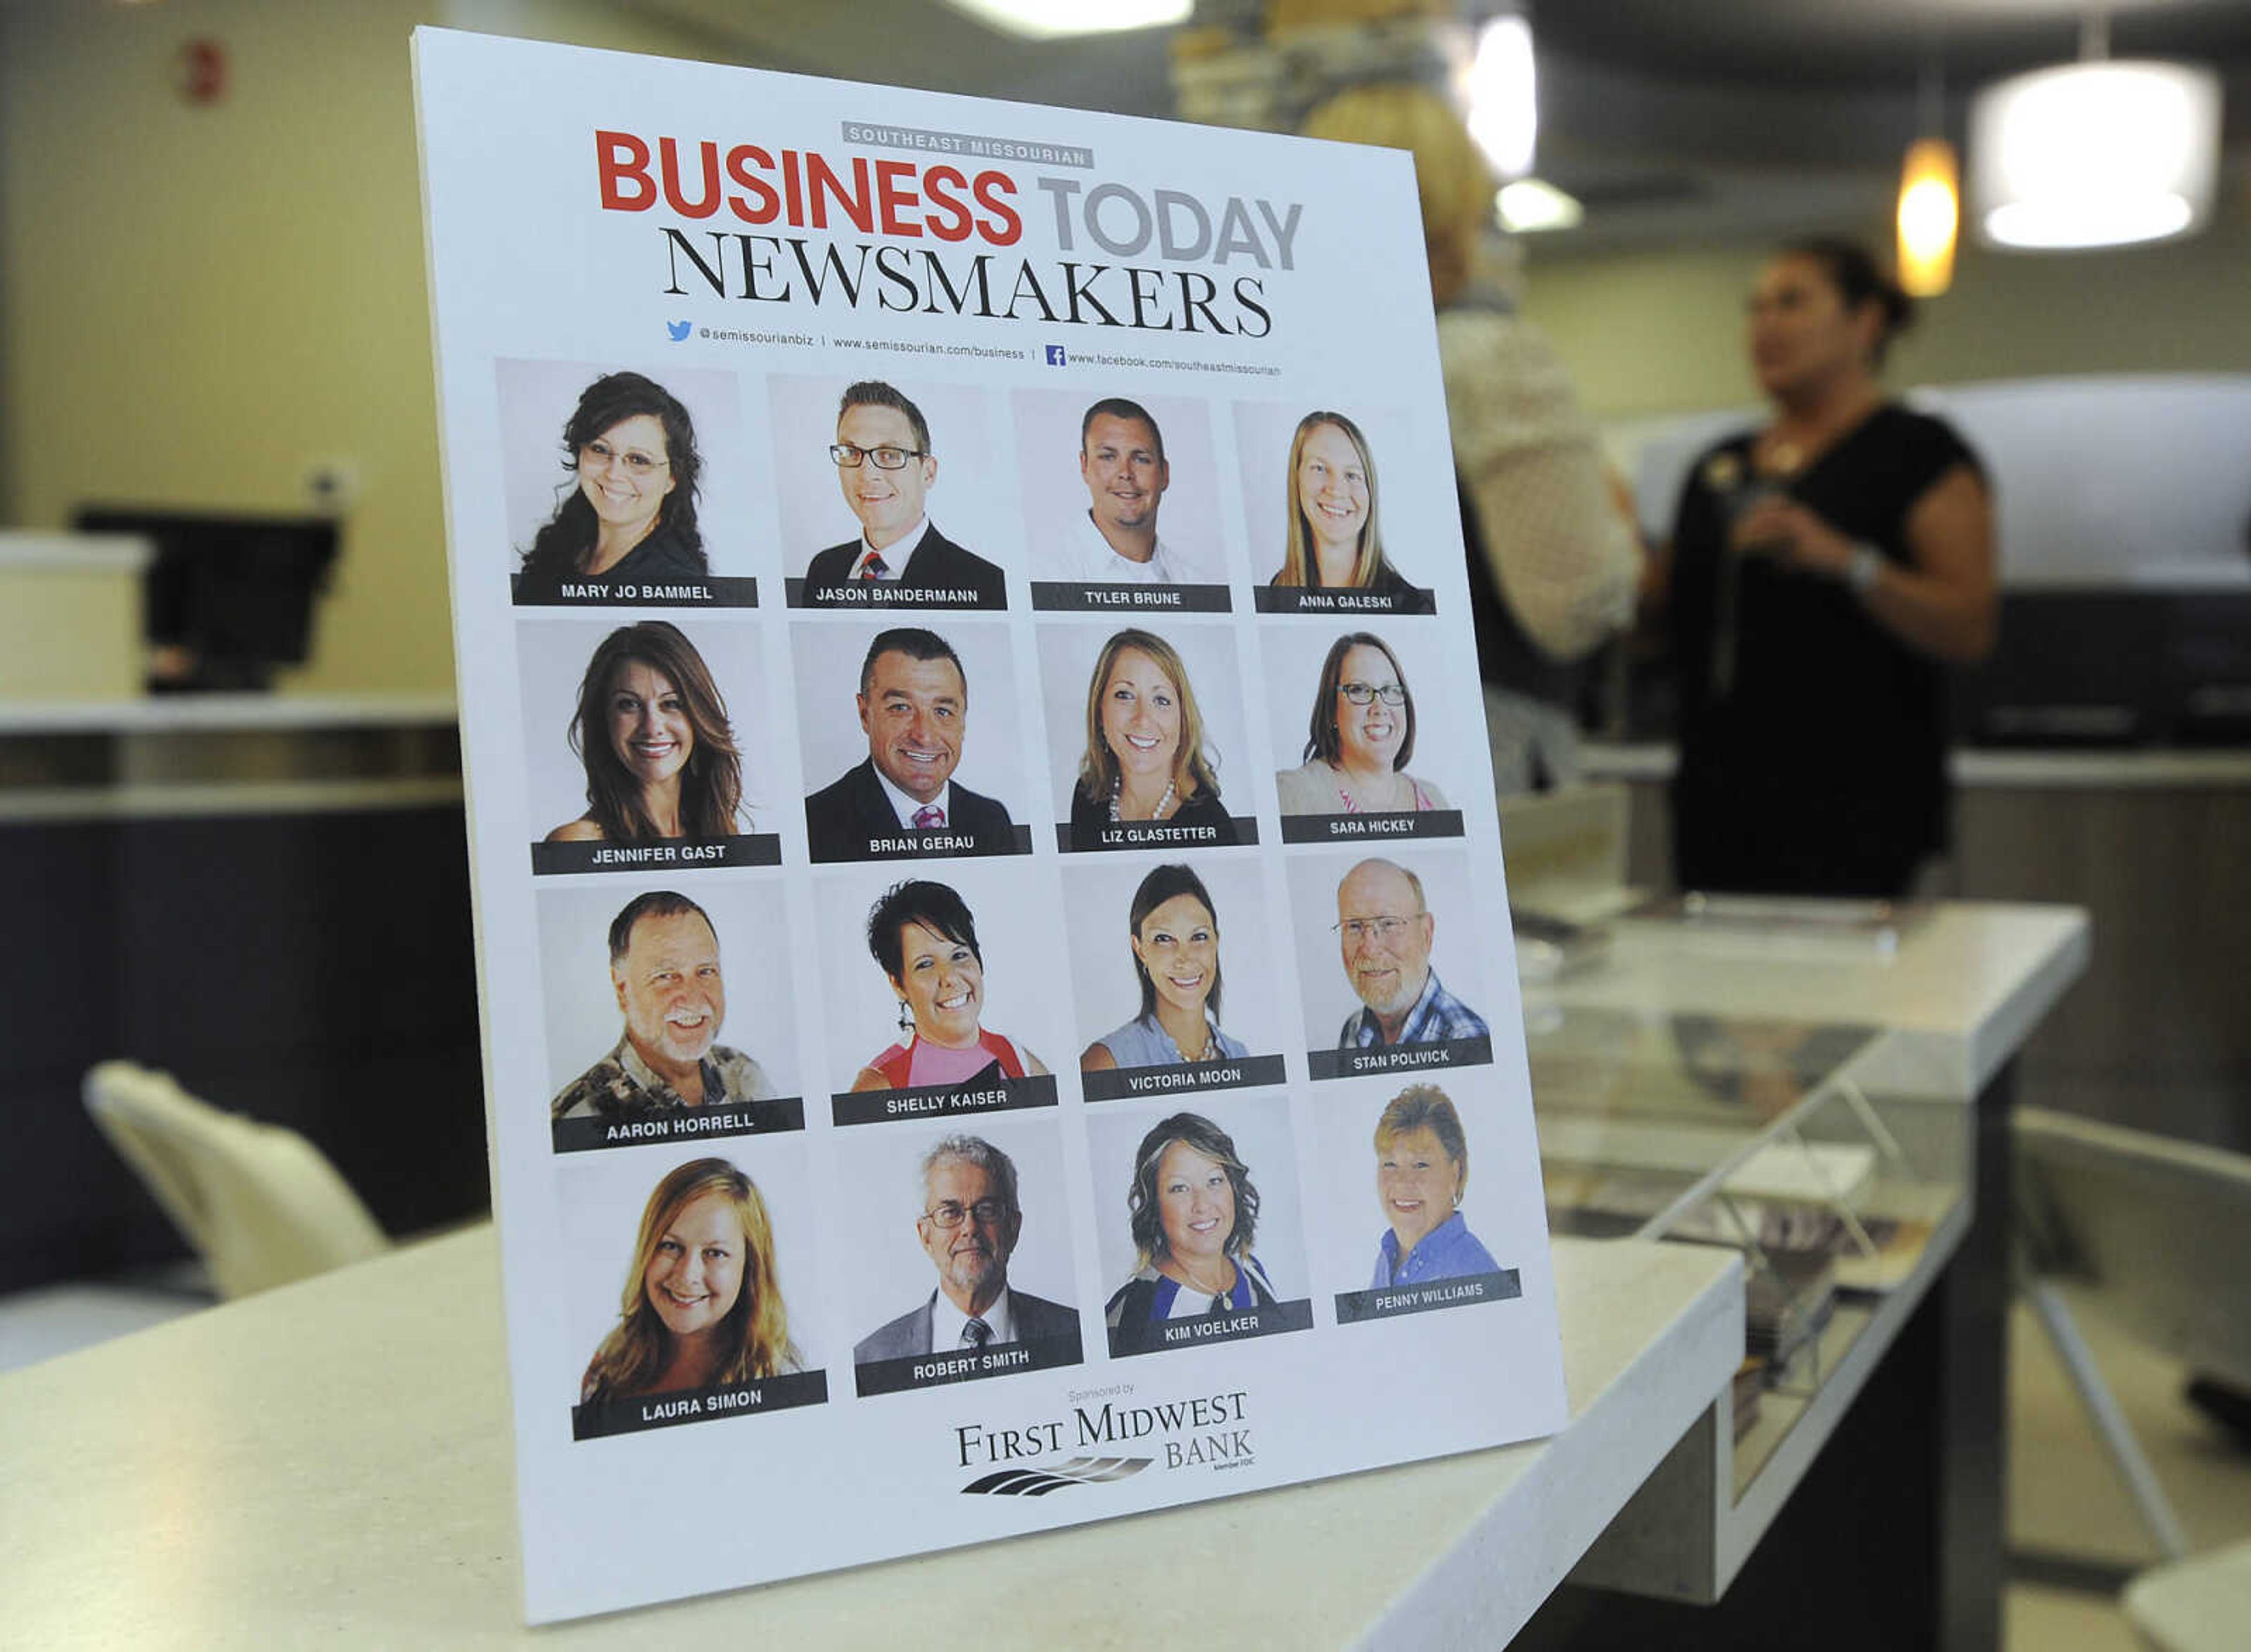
[1044,344,1067,367]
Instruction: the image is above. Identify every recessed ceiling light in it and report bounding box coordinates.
[940,0,1191,40]
[1496,178,1582,234]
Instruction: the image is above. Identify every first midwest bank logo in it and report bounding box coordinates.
[954,1386,1255,1495]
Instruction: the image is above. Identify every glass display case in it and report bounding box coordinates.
[1526,1001,1971,1498]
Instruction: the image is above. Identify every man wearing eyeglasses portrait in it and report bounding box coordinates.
[1333,857,1487,1050]
[801,380,1007,607]
[853,1133,1076,1367]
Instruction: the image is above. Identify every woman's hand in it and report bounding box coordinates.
[1728,465,1996,662]
[1728,495,1856,579]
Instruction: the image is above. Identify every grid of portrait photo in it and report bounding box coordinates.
[484,356,1539,1443]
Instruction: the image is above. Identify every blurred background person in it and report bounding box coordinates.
[546,620,746,842]
[1276,631,1449,815]
[516,370,707,595]
[1070,628,1235,844]
[1368,1085,1498,1288]
[1652,237,1995,896]
[852,879,1050,1092]
[1301,86,1640,794]
[579,1157,798,1403]
[1082,863,1249,1073]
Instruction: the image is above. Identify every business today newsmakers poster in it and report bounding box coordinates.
[414,26,1566,1624]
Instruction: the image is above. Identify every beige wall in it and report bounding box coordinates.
[1519,192,2251,424]
[0,0,741,695]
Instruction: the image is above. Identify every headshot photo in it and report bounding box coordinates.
[1365,1085,1501,1289]
[1288,851,1491,1066]
[1076,861,1268,1077]
[1011,387,1227,589]
[852,1131,1079,1369]
[847,877,1053,1094]
[795,623,1025,862]
[1039,624,1250,849]
[1093,1102,1308,1357]
[521,618,759,847]
[539,885,793,1138]
[1236,402,1435,612]
[497,358,758,601]
[577,1155,803,1406]
[778,376,1007,606]
[1273,629,1457,817]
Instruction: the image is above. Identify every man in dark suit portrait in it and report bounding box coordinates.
[804,627,1018,861]
[801,380,1007,606]
[854,1134,1076,1364]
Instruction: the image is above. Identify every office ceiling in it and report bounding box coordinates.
[628,0,2251,249]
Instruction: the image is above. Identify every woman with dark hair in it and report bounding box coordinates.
[1068,628,1236,847]
[1654,237,1995,896]
[1275,632,1450,815]
[518,371,708,592]
[1080,864,1250,1074]
[1267,410,1425,603]
[545,621,747,842]
[851,879,1049,1092]
[1104,1111,1278,1353]
[580,1156,799,1403]
[1368,1085,1498,1288]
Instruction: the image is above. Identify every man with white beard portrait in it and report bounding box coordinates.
[552,890,775,1123]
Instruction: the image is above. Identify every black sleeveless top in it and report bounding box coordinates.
[1665,404,1983,896]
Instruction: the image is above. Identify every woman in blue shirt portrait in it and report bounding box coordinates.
[1081,863,1250,1075]
[1370,1085,1499,1288]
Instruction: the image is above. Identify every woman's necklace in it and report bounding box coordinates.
[1110,775,1176,822]
[1335,767,1409,813]
[1176,1255,1233,1301]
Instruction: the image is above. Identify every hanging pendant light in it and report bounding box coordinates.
[1970,16,2221,250]
[1896,59,1958,297]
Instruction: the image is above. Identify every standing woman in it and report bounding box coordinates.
[518,371,709,590]
[1657,239,1995,896]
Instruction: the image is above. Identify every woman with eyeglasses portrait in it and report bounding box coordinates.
[517,371,708,594]
[1276,633,1449,816]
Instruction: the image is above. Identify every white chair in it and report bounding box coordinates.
[83,1060,390,1300]
[2014,1106,2251,1563]
[2123,1539,2251,1652]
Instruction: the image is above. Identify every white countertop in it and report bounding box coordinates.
[0,692,457,735]
[1531,901,2089,1098]
[1581,741,2251,789]
[0,1226,1739,1649]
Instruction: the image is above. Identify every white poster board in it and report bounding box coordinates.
[413,27,1565,1624]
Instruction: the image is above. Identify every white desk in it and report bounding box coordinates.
[0,1229,1737,1648]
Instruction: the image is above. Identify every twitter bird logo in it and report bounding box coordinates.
[666,319,692,342]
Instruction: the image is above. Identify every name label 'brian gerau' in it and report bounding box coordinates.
[868,835,975,852]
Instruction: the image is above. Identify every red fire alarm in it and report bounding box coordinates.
[176,38,227,106]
